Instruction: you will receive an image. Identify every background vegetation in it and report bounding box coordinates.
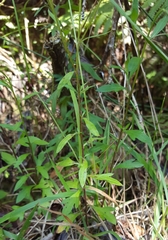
[0,0,167,239]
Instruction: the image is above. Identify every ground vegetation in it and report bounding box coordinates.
[0,0,168,239]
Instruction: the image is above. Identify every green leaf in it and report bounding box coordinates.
[14,175,30,192]
[56,133,76,154]
[89,113,105,135]
[57,71,74,90]
[88,143,108,155]
[83,118,100,136]
[71,190,80,208]
[0,191,73,224]
[27,136,48,145]
[89,112,105,123]
[66,179,79,189]
[62,191,80,217]
[67,79,80,132]
[130,0,138,23]
[0,80,9,87]
[93,206,116,224]
[16,186,33,203]
[41,186,53,198]
[91,173,122,186]
[124,130,152,149]
[17,205,38,240]
[10,206,24,222]
[79,160,88,188]
[1,152,16,165]
[94,13,107,34]
[0,165,10,174]
[110,0,168,62]
[35,151,45,166]
[151,15,168,38]
[81,63,102,81]
[125,57,142,77]
[62,198,76,215]
[48,132,65,146]
[0,190,7,199]
[114,159,143,170]
[17,136,48,147]
[37,166,49,179]
[14,153,29,168]
[23,91,38,100]
[2,230,17,239]
[97,83,124,93]
[49,89,59,114]
[48,9,56,21]
[155,140,168,157]
[57,158,76,167]
[34,178,51,190]
[0,121,22,131]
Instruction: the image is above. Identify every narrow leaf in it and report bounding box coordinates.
[57,158,76,167]
[15,153,29,168]
[14,175,30,192]
[81,63,102,81]
[79,160,88,188]
[130,0,138,23]
[0,80,9,87]
[1,152,16,165]
[62,197,76,215]
[124,130,152,149]
[17,136,48,146]
[0,165,10,174]
[16,186,32,203]
[125,57,142,77]
[110,0,168,62]
[48,9,56,21]
[0,190,7,199]
[83,118,100,136]
[17,205,38,240]
[114,159,143,170]
[23,92,38,100]
[0,191,73,223]
[56,133,76,154]
[2,230,17,239]
[151,15,168,38]
[57,71,74,90]
[37,166,49,179]
[91,173,122,186]
[93,206,116,224]
[0,122,22,131]
[97,83,124,93]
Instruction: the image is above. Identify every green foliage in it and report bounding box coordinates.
[16,136,48,147]
[17,205,38,240]
[81,63,102,81]
[114,159,143,169]
[93,206,116,224]
[0,190,7,199]
[79,159,88,188]
[129,0,139,23]
[141,0,168,39]
[56,133,76,154]
[0,0,167,239]
[146,0,168,27]
[97,83,125,92]
[125,56,142,78]
[110,0,168,62]
[94,1,114,34]
[83,118,100,136]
